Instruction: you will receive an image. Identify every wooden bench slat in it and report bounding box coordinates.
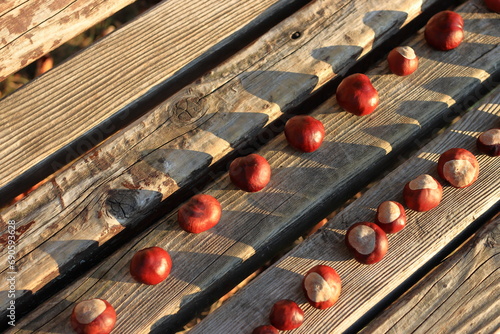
[0,0,304,194]
[360,215,500,334]
[189,86,500,333]
[0,0,136,79]
[0,0,451,321]
[9,1,499,332]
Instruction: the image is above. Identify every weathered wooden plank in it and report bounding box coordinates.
[0,0,453,320]
[0,0,308,194]
[0,0,137,78]
[360,215,500,334]
[9,1,499,332]
[189,89,500,333]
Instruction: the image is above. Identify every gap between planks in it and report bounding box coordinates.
[7,1,500,332]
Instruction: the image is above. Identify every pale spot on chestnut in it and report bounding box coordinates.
[409,174,438,190]
[443,160,476,188]
[74,299,106,324]
[377,201,400,224]
[304,272,333,303]
[347,225,376,255]
[396,46,416,59]
[479,129,500,145]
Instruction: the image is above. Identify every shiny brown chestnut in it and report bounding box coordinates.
[70,299,116,334]
[403,174,442,212]
[387,46,418,76]
[345,222,388,264]
[269,299,304,331]
[437,148,479,188]
[130,247,172,285]
[477,128,500,156]
[336,73,379,116]
[252,325,279,334]
[284,115,325,152]
[375,201,406,234]
[178,194,222,233]
[485,0,500,13]
[302,265,341,309]
[424,11,464,51]
[229,154,271,192]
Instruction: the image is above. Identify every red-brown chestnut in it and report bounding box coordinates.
[375,201,406,234]
[403,174,442,211]
[269,299,304,331]
[485,0,500,13]
[302,265,341,309]
[345,222,388,264]
[424,11,464,51]
[252,325,279,334]
[130,246,172,285]
[477,128,500,156]
[229,154,271,192]
[178,194,221,233]
[387,46,419,76]
[437,148,479,188]
[284,115,325,152]
[70,299,116,334]
[336,73,379,116]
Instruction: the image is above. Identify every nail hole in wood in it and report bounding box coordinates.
[291,31,301,39]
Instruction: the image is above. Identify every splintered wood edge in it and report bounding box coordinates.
[9,2,500,332]
[360,215,500,334]
[0,0,297,190]
[189,86,500,333]
[0,0,453,313]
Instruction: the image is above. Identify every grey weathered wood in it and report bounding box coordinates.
[0,0,303,191]
[189,89,500,333]
[9,1,499,332]
[0,0,453,319]
[0,0,136,78]
[360,215,500,334]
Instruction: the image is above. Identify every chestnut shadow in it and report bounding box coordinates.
[463,19,500,38]
[362,123,421,148]
[14,296,73,333]
[424,42,498,69]
[393,100,449,126]
[292,228,352,263]
[423,76,482,101]
[311,45,364,75]
[106,189,162,222]
[239,70,319,111]
[141,148,213,188]
[363,10,408,43]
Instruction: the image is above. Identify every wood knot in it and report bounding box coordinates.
[169,93,207,125]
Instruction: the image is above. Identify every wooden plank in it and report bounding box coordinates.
[9,1,499,332]
[360,215,500,334]
[0,0,136,78]
[0,0,453,320]
[188,89,500,333]
[0,0,307,194]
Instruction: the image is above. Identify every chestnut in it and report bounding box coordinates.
[375,201,406,234]
[345,222,388,264]
[403,174,442,211]
[302,265,341,309]
[284,115,325,152]
[229,154,271,192]
[477,128,500,156]
[70,299,116,334]
[178,194,222,233]
[387,46,418,76]
[130,246,172,285]
[336,73,379,116]
[485,0,500,13]
[269,299,304,331]
[252,325,279,334]
[437,148,479,188]
[424,11,464,51]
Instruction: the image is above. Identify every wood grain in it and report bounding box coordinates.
[0,0,303,191]
[0,0,136,78]
[360,215,500,334]
[189,87,500,334]
[9,1,499,332]
[0,0,453,319]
